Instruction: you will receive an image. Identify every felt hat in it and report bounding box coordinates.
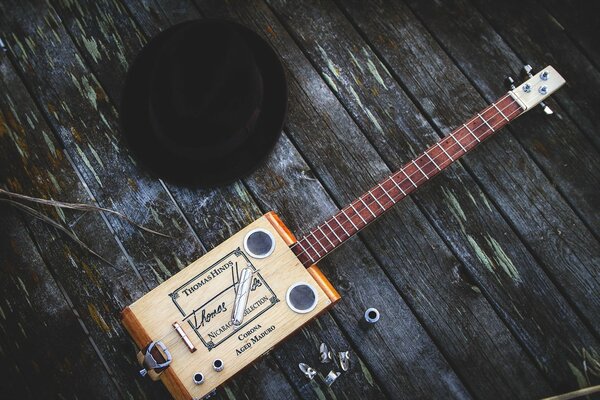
[120,19,288,186]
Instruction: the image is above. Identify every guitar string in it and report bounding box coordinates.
[289,94,523,262]
[147,92,536,351]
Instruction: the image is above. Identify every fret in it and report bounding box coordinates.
[437,142,454,162]
[333,214,351,236]
[478,113,495,132]
[342,208,359,230]
[297,240,315,264]
[493,103,509,122]
[350,203,367,224]
[464,123,480,143]
[412,159,428,180]
[401,168,418,188]
[379,183,395,204]
[309,231,327,253]
[450,132,467,153]
[369,189,386,210]
[317,226,335,248]
[306,234,323,257]
[359,197,377,217]
[325,220,342,242]
[424,151,441,171]
[390,176,406,196]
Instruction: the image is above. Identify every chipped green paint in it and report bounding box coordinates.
[42,131,57,156]
[485,236,521,283]
[466,234,495,274]
[100,113,111,130]
[171,217,183,232]
[70,73,97,110]
[442,187,467,222]
[358,357,374,386]
[567,361,588,388]
[81,36,102,63]
[317,44,341,79]
[173,255,186,271]
[75,144,103,187]
[154,256,172,278]
[348,85,365,110]
[366,109,384,134]
[480,192,494,212]
[309,379,327,400]
[366,59,387,89]
[224,386,236,400]
[88,144,104,168]
[0,304,5,320]
[16,276,29,297]
[88,303,112,335]
[348,50,364,73]
[323,74,339,92]
[150,207,164,228]
[54,205,67,223]
[148,264,163,284]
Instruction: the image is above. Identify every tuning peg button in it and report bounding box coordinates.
[540,101,553,115]
[523,64,534,78]
[505,76,516,90]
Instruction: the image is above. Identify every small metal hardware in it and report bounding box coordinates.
[213,359,224,372]
[364,307,380,324]
[193,372,205,385]
[522,83,532,93]
[540,102,553,115]
[298,363,317,380]
[324,370,341,387]
[523,64,534,78]
[319,342,332,363]
[232,267,254,326]
[173,322,196,352]
[139,341,172,377]
[0,37,6,52]
[338,351,350,372]
[538,85,548,95]
[540,70,549,81]
[504,76,516,90]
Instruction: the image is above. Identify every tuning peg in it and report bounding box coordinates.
[504,76,516,90]
[540,101,553,115]
[523,64,534,78]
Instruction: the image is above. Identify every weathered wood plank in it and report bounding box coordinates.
[541,0,600,70]
[0,208,120,399]
[404,0,600,240]
[0,56,168,399]
[469,0,600,152]
[267,0,599,393]
[50,0,387,398]
[400,0,600,341]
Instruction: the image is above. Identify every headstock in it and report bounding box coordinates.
[506,65,565,114]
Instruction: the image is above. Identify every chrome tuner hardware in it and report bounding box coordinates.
[522,83,532,93]
[338,351,350,371]
[319,342,333,363]
[504,76,516,90]
[193,372,205,385]
[213,359,224,372]
[538,85,548,95]
[540,70,549,80]
[299,363,317,380]
[540,102,553,115]
[523,64,534,78]
[243,228,276,258]
[324,370,341,387]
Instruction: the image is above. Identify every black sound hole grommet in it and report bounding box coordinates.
[243,228,276,258]
[286,282,318,314]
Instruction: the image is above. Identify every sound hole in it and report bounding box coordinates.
[244,229,275,258]
[286,282,318,314]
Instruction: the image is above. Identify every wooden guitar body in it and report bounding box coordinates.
[122,212,340,400]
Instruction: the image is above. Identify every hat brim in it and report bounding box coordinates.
[120,19,288,186]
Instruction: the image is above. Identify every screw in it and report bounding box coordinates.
[522,83,532,93]
[540,71,549,81]
[539,86,548,95]
[193,372,204,385]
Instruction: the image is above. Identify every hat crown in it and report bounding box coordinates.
[149,21,264,152]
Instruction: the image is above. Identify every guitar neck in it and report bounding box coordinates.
[291,93,524,267]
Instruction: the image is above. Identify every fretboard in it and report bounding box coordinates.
[291,93,524,267]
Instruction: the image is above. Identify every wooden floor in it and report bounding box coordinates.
[1,0,599,399]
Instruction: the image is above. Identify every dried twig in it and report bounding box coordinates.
[1,198,115,268]
[0,188,171,237]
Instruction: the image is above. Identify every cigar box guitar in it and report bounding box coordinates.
[122,65,565,399]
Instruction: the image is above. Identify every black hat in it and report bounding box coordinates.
[120,19,288,186]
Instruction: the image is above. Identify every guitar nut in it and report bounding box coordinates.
[213,359,224,372]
